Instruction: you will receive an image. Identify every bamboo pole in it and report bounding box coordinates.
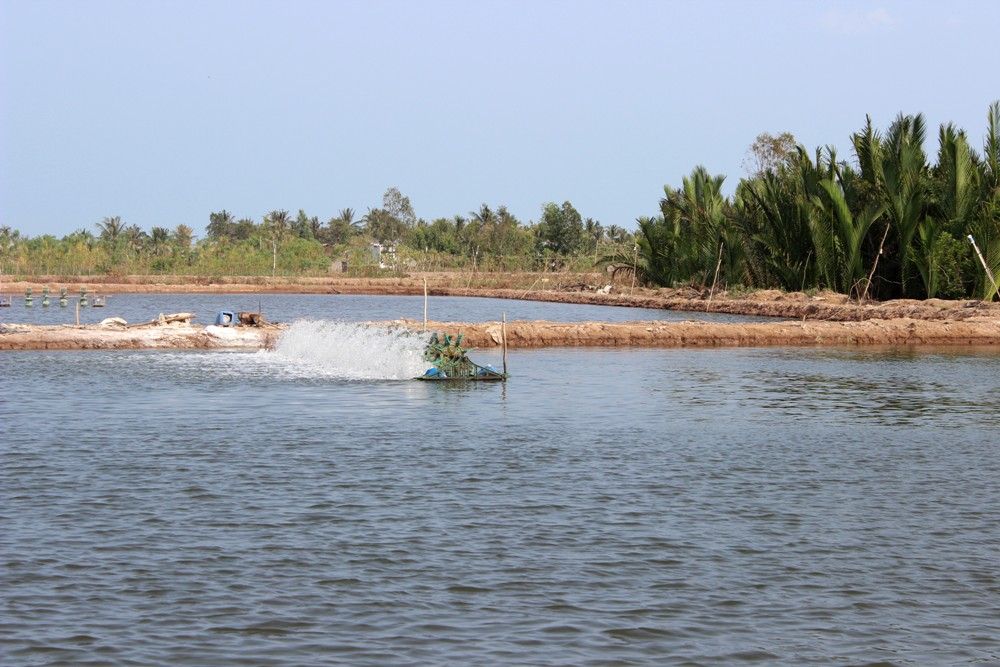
[501,312,508,377]
[423,277,428,331]
[708,241,724,306]
[862,222,891,302]
[968,234,999,300]
[629,243,639,296]
[519,276,542,300]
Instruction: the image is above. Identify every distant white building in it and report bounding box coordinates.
[371,242,397,269]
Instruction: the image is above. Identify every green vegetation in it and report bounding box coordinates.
[621,102,1000,300]
[0,184,620,278]
[2,104,998,301]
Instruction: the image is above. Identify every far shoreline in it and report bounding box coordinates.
[4,272,999,324]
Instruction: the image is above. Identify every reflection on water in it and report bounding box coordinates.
[2,346,999,665]
[739,348,1000,426]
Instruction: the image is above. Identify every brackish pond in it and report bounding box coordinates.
[2,333,999,665]
[0,293,770,325]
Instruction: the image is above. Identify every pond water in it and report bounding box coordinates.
[2,330,999,665]
[0,293,769,325]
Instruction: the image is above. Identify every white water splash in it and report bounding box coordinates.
[262,320,430,380]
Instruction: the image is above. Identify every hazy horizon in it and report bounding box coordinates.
[2,0,999,237]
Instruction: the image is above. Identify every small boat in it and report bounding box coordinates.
[0,296,10,307]
[92,295,106,307]
[417,332,507,382]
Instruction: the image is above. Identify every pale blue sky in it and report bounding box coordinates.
[1,0,998,237]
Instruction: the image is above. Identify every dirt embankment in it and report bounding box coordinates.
[4,314,1000,352]
[431,287,1000,322]
[409,317,1000,349]
[5,316,1000,352]
[0,322,281,351]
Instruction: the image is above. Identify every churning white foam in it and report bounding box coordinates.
[262,320,430,380]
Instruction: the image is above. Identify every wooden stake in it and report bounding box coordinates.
[629,244,638,296]
[519,276,542,300]
[862,222,890,302]
[75,299,80,326]
[968,234,999,300]
[708,241,724,306]
[423,277,428,331]
[501,312,508,377]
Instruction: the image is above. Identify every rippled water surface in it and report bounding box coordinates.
[3,342,1000,665]
[0,292,766,325]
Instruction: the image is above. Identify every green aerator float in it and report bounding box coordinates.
[418,331,507,382]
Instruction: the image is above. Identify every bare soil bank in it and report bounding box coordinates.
[8,273,1000,323]
[4,316,1000,352]
[414,317,1000,350]
[0,322,281,351]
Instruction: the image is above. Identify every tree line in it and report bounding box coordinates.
[202,188,632,266]
[2,102,997,300]
[0,186,629,277]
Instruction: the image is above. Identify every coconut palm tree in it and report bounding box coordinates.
[584,218,604,257]
[97,216,125,244]
[467,204,494,255]
[150,226,171,254]
[605,225,631,244]
[263,209,290,276]
[470,204,494,226]
[207,210,236,240]
[173,224,194,252]
[122,225,148,255]
[322,209,359,246]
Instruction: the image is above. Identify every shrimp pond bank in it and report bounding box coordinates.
[2,295,1000,665]
[3,293,1000,350]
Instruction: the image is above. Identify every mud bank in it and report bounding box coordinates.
[5,316,999,352]
[0,323,280,351]
[411,317,1000,349]
[431,288,1000,323]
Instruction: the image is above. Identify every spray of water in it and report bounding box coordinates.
[263,320,430,380]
